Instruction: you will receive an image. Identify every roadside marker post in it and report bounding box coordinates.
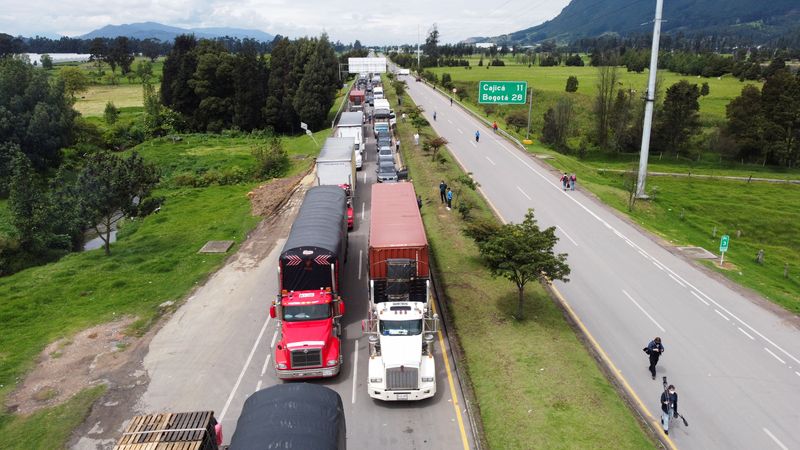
[719,234,730,266]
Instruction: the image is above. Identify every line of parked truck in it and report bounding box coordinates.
[113,73,434,449]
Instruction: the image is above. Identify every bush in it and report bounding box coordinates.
[104,102,119,125]
[565,76,579,93]
[252,137,289,179]
[441,73,453,89]
[463,217,501,244]
[505,109,528,132]
[457,198,475,221]
[490,59,505,66]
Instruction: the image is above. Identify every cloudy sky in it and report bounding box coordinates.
[1,0,572,44]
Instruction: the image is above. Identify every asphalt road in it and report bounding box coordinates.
[403,74,800,450]
[135,112,474,449]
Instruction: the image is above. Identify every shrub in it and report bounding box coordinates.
[505,109,529,132]
[252,137,289,179]
[566,76,579,93]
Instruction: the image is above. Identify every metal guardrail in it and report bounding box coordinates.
[330,81,355,133]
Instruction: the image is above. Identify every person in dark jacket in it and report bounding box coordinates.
[644,337,664,380]
[439,181,447,203]
[660,385,678,435]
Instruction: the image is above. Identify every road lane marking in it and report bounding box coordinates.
[260,353,272,377]
[652,261,663,271]
[270,329,279,348]
[470,141,477,147]
[668,273,686,288]
[358,250,363,280]
[690,291,710,306]
[764,347,786,365]
[556,225,578,246]
[550,286,678,450]
[430,301,470,450]
[714,309,730,321]
[795,371,800,377]
[447,119,453,124]
[362,171,366,183]
[622,290,665,332]
[516,186,531,200]
[457,128,463,134]
[738,327,755,340]
[763,427,788,450]
[351,339,358,404]
[255,380,262,392]
[485,156,495,165]
[219,316,271,421]
[361,202,365,221]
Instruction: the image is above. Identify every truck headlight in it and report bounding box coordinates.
[421,376,434,383]
[327,359,338,366]
[277,363,287,369]
[369,377,383,383]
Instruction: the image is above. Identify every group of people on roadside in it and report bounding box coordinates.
[559,173,577,191]
[439,180,454,210]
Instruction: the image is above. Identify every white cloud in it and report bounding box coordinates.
[1,0,571,44]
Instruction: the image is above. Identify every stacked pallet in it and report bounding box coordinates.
[114,411,219,450]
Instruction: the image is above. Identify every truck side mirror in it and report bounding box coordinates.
[338,300,346,317]
[269,305,276,319]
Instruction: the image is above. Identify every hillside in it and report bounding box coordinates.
[78,21,274,42]
[475,0,799,45]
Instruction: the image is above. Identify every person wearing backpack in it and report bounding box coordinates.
[643,337,664,380]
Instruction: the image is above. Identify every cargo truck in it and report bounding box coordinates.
[363,183,439,401]
[316,137,356,229]
[275,186,348,379]
[335,111,365,158]
[349,89,365,111]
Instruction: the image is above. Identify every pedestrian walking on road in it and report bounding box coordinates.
[570,173,577,191]
[433,111,437,121]
[475,130,480,143]
[492,121,498,133]
[644,337,664,379]
[660,384,678,435]
[450,97,453,106]
[396,139,400,152]
[439,180,448,203]
[446,188,453,210]
[560,173,569,190]
[417,195,423,209]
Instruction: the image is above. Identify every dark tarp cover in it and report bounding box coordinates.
[280,186,347,292]
[229,383,346,450]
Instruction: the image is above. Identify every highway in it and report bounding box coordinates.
[403,75,800,450]
[134,111,475,449]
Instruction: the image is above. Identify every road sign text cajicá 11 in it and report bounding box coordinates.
[478,81,527,104]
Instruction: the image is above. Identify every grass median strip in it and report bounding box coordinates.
[386,76,654,449]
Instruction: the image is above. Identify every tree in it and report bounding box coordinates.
[725,85,764,162]
[760,70,800,166]
[107,36,135,75]
[263,37,298,132]
[593,66,618,148]
[424,136,448,161]
[233,40,268,131]
[565,75,579,92]
[472,209,570,320]
[0,57,76,172]
[104,101,119,124]
[609,89,636,152]
[252,136,289,179]
[505,109,528,133]
[541,98,573,151]
[700,82,710,96]
[89,38,107,75]
[565,54,584,67]
[140,38,162,61]
[8,152,48,251]
[0,142,22,196]
[135,60,153,84]
[422,24,440,66]
[293,35,339,130]
[41,54,53,70]
[0,33,23,57]
[77,151,159,255]
[161,34,199,120]
[191,40,236,132]
[59,66,90,99]
[653,80,701,156]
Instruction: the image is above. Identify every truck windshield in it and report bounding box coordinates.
[380,319,422,336]
[282,304,331,322]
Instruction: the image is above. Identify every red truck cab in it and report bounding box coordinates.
[339,183,354,230]
[271,289,345,379]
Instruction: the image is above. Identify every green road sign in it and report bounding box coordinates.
[478,80,528,104]
[720,235,730,252]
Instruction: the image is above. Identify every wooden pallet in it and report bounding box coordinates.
[114,411,218,450]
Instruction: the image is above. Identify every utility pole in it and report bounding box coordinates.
[635,0,664,198]
[417,25,421,69]
[526,90,533,139]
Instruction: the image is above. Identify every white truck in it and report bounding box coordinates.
[363,183,439,401]
[336,111,365,168]
[317,137,356,194]
[373,99,397,129]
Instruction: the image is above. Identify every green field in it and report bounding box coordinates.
[73,84,145,116]
[386,76,654,449]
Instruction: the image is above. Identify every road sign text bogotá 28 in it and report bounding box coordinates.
[478,81,528,104]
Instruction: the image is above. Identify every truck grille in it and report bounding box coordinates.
[386,366,418,390]
[291,348,322,368]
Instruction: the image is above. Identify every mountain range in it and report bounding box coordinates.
[77,21,274,42]
[468,0,799,45]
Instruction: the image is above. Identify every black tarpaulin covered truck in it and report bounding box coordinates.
[229,384,346,450]
[279,186,348,294]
